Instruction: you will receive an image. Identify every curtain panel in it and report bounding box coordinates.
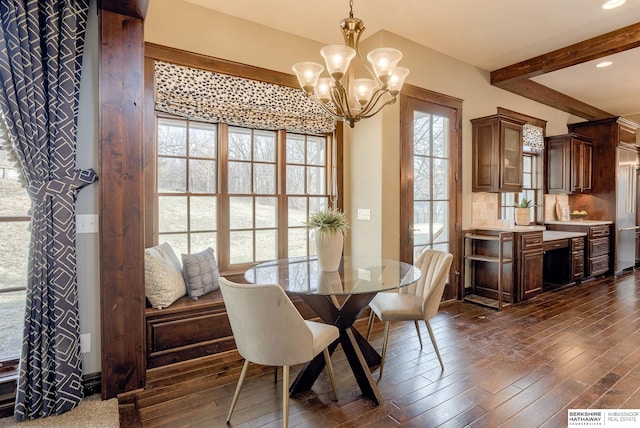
[0,0,97,420]
[154,60,336,134]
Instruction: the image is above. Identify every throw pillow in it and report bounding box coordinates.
[182,247,220,299]
[144,242,187,309]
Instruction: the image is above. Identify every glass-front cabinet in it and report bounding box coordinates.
[472,114,525,192]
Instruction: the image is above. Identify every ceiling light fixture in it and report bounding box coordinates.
[292,0,409,128]
[602,0,625,9]
[596,61,613,68]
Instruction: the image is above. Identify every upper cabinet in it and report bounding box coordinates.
[472,114,525,192]
[545,133,593,194]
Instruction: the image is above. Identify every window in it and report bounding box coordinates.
[154,117,333,273]
[0,147,29,365]
[156,118,218,257]
[501,151,540,222]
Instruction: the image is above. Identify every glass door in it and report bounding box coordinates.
[400,95,460,299]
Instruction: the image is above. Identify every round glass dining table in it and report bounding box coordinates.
[245,256,421,405]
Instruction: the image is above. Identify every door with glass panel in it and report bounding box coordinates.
[400,95,460,299]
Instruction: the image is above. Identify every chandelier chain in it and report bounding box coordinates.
[349,0,353,18]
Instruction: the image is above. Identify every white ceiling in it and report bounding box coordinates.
[185,0,640,123]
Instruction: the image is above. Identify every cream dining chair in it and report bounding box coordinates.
[219,277,339,427]
[366,249,453,378]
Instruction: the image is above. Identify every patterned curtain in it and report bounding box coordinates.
[0,0,97,420]
[155,61,336,134]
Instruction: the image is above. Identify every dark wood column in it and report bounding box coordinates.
[98,6,146,399]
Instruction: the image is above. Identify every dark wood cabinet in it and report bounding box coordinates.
[542,234,585,286]
[571,237,585,280]
[516,231,543,300]
[463,231,514,310]
[472,114,525,192]
[546,223,611,278]
[464,229,545,307]
[545,133,592,194]
[566,117,639,222]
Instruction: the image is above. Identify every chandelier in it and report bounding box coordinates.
[292,0,409,128]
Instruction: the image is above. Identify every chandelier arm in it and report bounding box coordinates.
[359,98,397,120]
[359,88,392,117]
[354,45,380,86]
[306,96,346,121]
[331,84,356,120]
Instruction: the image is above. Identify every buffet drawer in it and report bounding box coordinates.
[589,225,610,239]
[589,237,610,257]
[542,239,568,252]
[521,232,543,250]
[571,237,585,252]
[589,255,609,276]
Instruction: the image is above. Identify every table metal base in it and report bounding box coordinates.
[289,291,383,405]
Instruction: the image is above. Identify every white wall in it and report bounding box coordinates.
[76,0,100,375]
[144,1,577,259]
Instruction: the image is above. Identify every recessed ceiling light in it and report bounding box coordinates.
[596,61,613,68]
[602,0,625,9]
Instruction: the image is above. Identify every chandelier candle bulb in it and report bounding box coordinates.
[291,0,409,128]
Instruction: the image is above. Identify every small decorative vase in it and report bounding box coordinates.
[515,207,530,226]
[315,231,344,272]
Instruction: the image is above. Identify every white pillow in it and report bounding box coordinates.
[144,242,187,309]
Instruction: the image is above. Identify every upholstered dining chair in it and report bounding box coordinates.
[219,277,339,427]
[366,249,453,378]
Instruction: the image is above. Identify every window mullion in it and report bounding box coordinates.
[277,130,288,259]
[218,123,231,272]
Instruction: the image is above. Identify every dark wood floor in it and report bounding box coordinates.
[120,270,640,427]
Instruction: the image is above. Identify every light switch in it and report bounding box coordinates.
[76,214,99,234]
[357,208,371,221]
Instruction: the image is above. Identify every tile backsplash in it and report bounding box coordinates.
[471,192,570,226]
[471,192,512,228]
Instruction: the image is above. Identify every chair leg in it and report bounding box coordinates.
[425,320,444,370]
[274,366,278,383]
[226,359,250,423]
[379,321,391,379]
[414,320,423,349]
[282,365,289,428]
[323,348,339,401]
[366,310,375,340]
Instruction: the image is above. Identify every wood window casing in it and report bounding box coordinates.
[144,44,343,276]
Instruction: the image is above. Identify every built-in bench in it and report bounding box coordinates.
[144,278,319,369]
[145,290,233,369]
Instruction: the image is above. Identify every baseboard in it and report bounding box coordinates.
[0,372,102,419]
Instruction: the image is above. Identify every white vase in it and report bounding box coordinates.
[315,231,344,272]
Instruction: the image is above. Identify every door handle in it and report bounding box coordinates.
[618,226,640,232]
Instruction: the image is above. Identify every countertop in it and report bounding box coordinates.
[545,220,613,226]
[473,225,546,232]
[543,230,587,241]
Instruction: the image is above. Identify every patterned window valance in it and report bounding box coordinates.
[523,123,544,149]
[154,61,336,134]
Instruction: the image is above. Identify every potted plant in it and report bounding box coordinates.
[514,198,534,226]
[305,208,348,271]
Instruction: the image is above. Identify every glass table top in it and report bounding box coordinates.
[244,256,422,295]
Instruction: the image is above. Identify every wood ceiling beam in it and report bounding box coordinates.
[498,79,612,121]
[490,21,640,120]
[491,21,640,86]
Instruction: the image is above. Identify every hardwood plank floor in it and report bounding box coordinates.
[120,270,640,427]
